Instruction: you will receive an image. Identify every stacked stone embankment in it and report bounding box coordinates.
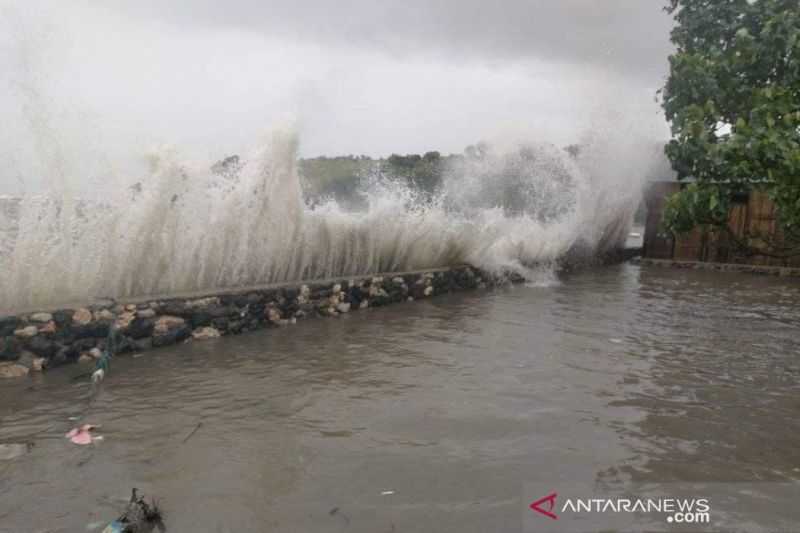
[0,266,498,377]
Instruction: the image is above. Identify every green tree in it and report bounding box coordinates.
[385,153,444,195]
[661,0,800,257]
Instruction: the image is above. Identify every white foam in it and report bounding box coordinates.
[0,127,644,310]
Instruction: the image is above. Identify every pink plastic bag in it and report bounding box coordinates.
[65,424,99,445]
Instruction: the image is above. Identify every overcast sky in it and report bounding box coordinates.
[0,0,674,172]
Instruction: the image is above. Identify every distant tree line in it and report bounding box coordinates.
[299,142,590,205]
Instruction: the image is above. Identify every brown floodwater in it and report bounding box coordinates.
[1,264,799,532]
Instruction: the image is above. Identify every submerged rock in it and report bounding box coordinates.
[0,362,28,378]
[192,327,221,340]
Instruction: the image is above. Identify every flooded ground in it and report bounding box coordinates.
[1,264,799,532]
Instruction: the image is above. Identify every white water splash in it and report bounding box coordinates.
[0,4,660,311]
[0,128,642,310]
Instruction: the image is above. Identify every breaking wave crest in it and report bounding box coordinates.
[0,127,641,310]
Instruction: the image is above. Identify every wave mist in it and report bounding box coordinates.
[0,126,646,311]
[0,4,663,311]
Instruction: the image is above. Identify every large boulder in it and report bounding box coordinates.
[115,311,136,329]
[14,326,38,338]
[72,308,93,326]
[127,317,155,339]
[0,317,20,337]
[29,312,52,323]
[136,308,156,318]
[69,321,110,340]
[51,309,73,329]
[152,316,190,347]
[189,304,238,328]
[0,337,21,361]
[27,336,61,359]
[347,286,365,306]
[152,326,191,347]
[154,316,186,335]
[157,301,191,318]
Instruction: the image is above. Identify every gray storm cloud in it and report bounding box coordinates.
[107,0,673,83]
[0,0,674,193]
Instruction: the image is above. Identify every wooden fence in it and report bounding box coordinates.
[643,181,800,267]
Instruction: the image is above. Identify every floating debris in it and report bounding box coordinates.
[66,424,101,445]
[182,421,203,444]
[102,488,163,533]
[329,506,350,525]
[381,490,395,496]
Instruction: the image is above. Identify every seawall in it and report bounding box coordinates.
[0,265,503,377]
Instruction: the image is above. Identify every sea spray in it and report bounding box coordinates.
[0,128,640,311]
[0,4,654,311]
